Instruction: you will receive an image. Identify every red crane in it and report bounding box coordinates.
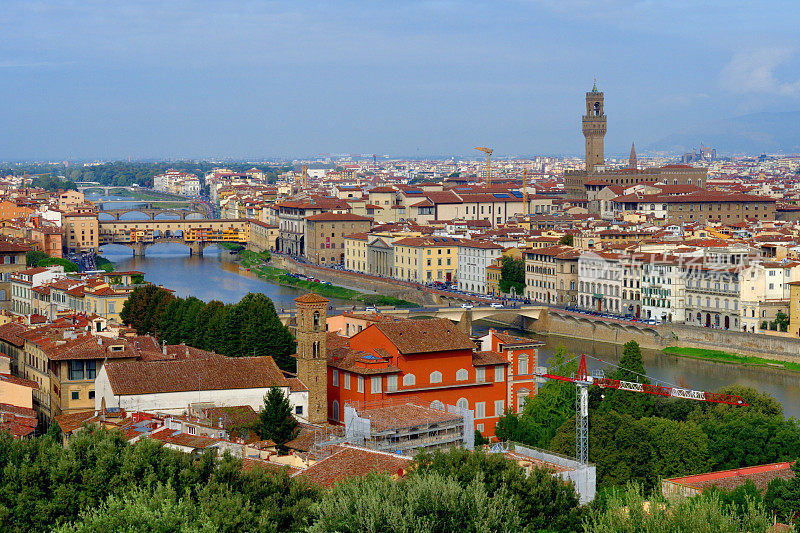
[541,354,748,464]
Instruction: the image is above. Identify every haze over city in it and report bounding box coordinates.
[2,1,800,160]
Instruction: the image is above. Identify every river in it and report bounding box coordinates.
[90,193,800,418]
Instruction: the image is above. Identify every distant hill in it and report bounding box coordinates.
[646,111,800,155]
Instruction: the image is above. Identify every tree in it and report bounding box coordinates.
[774,311,790,332]
[496,345,577,448]
[499,255,525,295]
[594,340,654,418]
[255,387,298,452]
[559,234,574,246]
[309,472,521,533]
[585,483,770,533]
[473,430,489,447]
[413,448,582,532]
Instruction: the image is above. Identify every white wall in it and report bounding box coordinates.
[95,366,308,418]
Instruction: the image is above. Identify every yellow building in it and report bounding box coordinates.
[83,283,130,322]
[392,236,459,283]
[344,232,370,273]
[249,220,279,252]
[789,281,800,337]
[487,262,502,296]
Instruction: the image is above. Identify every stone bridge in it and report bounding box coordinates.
[99,218,249,257]
[75,183,136,195]
[280,305,546,335]
[99,208,207,220]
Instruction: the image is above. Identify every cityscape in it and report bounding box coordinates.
[2,1,800,532]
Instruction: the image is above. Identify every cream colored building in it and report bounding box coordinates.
[393,236,460,283]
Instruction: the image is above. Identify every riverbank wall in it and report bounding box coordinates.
[534,309,800,363]
[272,256,444,307]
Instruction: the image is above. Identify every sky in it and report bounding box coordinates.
[1,0,799,160]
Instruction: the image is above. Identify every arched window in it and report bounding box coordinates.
[403,374,416,386]
[332,400,339,422]
[456,398,469,411]
[429,371,442,384]
[430,400,445,410]
[313,311,321,331]
[594,101,600,116]
[312,341,319,358]
[456,369,468,381]
[517,388,530,411]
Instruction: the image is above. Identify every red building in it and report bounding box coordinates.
[325,318,542,439]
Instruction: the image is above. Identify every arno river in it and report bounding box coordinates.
[93,194,800,418]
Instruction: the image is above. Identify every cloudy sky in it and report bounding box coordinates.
[0,1,798,160]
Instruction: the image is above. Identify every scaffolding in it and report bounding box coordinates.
[311,396,473,458]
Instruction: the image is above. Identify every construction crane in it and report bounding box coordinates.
[475,146,493,186]
[541,354,748,464]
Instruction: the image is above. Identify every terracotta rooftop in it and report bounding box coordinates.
[666,462,795,493]
[294,292,330,304]
[295,445,412,488]
[103,356,289,395]
[369,319,475,354]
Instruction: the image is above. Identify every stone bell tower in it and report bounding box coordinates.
[582,80,606,172]
[294,292,329,425]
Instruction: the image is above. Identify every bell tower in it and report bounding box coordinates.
[582,80,606,172]
[294,292,329,425]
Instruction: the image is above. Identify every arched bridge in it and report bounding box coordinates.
[280,305,546,335]
[75,182,137,195]
[100,208,207,220]
[99,218,250,257]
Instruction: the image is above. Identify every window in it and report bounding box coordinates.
[456,368,468,381]
[518,355,529,375]
[357,376,364,393]
[387,375,398,391]
[188,426,196,435]
[68,360,84,381]
[476,367,485,382]
[477,423,484,432]
[295,405,303,415]
[517,388,530,411]
[494,399,504,417]
[494,365,504,382]
[475,402,486,419]
[89,390,95,400]
[371,376,382,394]
[429,371,442,384]
[456,398,468,411]
[71,390,79,400]
[344,372,350,390]
[430,400,445,410]
[403,373,416,386]
[332,370,339,387]
[332,400,340,421]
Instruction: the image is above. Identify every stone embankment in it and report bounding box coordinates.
[536,309,800,363]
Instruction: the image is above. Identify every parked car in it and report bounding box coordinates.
[365,306,377,313]
[490,303,503,309]
[461,303,474,309]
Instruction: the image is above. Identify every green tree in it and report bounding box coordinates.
[413,447,582,532]
[594,340,654,418]
[496,345,577,448]
[559,234,574,246]
[309,472,521,533]
[774,310,790,332]
[25,250,49,266]
[255,387,298,452]
[499,255,525,295]
[585,483,770,533]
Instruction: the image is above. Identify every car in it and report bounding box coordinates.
[460,303,474,309]
[490,303,503,309]
[364,306,377,313]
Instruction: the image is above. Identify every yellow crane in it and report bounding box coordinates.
[475,146,493,186]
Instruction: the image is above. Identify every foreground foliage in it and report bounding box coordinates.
[585,483,770,533]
